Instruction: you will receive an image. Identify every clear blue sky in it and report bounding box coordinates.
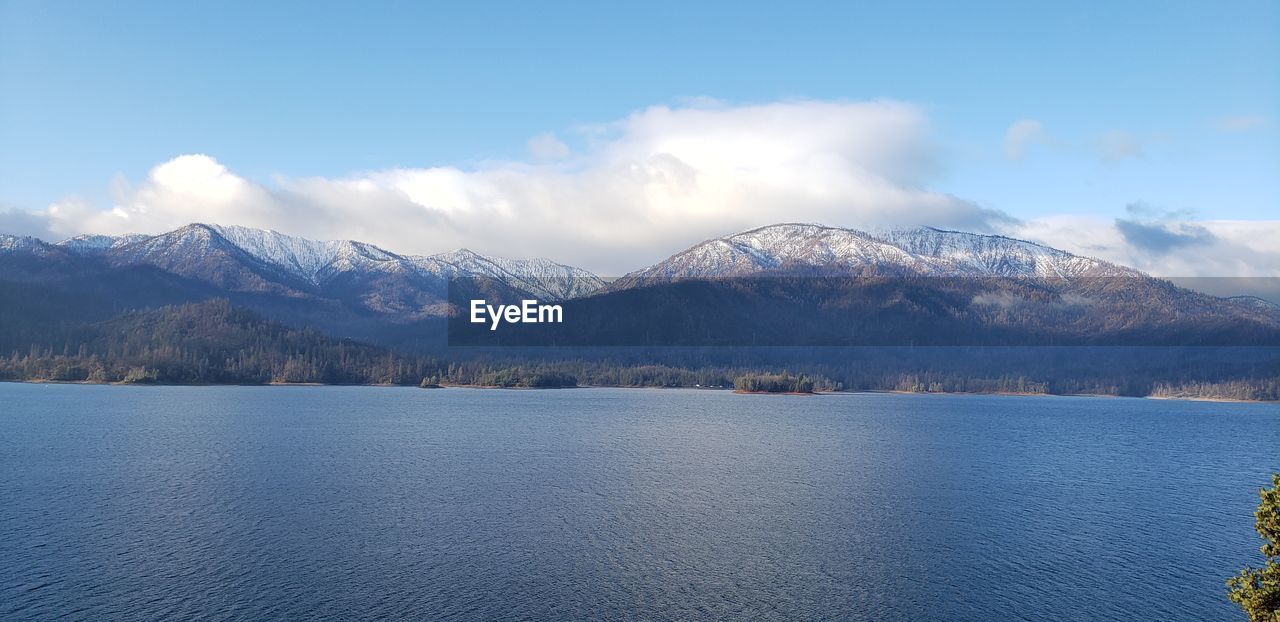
[2,0,1277,221]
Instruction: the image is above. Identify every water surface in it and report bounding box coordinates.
[1,384,1276,620]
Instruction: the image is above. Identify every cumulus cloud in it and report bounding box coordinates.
[12,99,1009,273]
[1003,119,1046,160]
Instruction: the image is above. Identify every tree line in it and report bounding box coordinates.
[734,373,816,393]
[1,299,1276,400]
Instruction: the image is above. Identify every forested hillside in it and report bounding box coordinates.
[2,297,1277,400]
[0,299,437,384]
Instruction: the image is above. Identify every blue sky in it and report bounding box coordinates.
[0,0,1277,274]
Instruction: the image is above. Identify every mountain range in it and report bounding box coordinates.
[2,223,601,320]
[0,221,1201,296]
[2,222,1278,348]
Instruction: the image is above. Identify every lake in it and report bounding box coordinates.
[1,384,1276,620]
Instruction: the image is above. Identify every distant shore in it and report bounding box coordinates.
[733,390,816,395]
[5,378,1276,402]
[1145,394,1263,404]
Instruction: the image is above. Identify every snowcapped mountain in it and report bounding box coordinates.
[0,222,1253,298]
[3,222,1277,348]
[203,224,602,299]
[2,224,604,325]
[620,223,1139,282]
[40,224,605,303]
[469,223,1273,348]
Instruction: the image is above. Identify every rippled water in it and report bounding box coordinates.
[1,384,1276,620]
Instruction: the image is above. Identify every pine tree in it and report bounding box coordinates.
[1229,473,1280,621]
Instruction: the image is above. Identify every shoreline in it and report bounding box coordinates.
[3,378,1275,403]
[1144,394,1263,404]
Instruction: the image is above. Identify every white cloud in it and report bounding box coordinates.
[6,99,1277,280]
[1003,119,1046,160]
[1008,215,1280,278]
[17,99,1008,274]
[42,154,281,239]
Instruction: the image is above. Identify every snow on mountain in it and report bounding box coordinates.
[1,222,1267,323]
[206,225,351,280]
[426,249,604,300]
[629,224,921,279]
[0,222,1144,290]
[1225,295,1280,316]
[624,223,1140,280]
[0,234,67,258]
[56,233,149,254]
[873,226,1138,278]
[42,223,605,300]
[198,225,605,298]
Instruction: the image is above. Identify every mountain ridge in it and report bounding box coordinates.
[618,223,1142,284]
[3,222,1277,398]
[50,223,605,299]
[3,222,1275,331]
